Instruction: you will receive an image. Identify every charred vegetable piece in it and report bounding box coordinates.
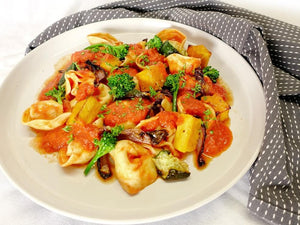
[135,63,168,92]
[146,129,168,145]
[194,67,204,84]
[187,45,212,69]
[118,129,152,145]
[119,129,168,146]
[147,97,164,117]
[174,114,203,153]
[124,89,150,99]
[196,125,206,167]
[85,60,106,86]
[153,150,190,180]
[97,154,112,179]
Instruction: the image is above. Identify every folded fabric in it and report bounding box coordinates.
[26,0,300,224]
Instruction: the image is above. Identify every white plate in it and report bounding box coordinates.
[0,18,265,224]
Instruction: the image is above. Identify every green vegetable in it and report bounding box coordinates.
[44,85,65,104]
[149,86,157,97]
[67,134,74,144]
[62,125,72,132]
[58,62,81,86]
[124,89,143,98]
[191,82,201,98]
[163,71,183,112]
[203,66,219,83]
[139,54,150,66]
[84,125,124,175]
[146,35,162,50]
[107,73,136,99]
[152,150,190,180]
[68,62,81,71]
[159,41,178,57]
[85,43,129,60]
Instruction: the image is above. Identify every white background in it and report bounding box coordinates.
[0,0,299,224]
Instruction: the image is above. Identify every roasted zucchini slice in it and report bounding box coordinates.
[153,150,190,180]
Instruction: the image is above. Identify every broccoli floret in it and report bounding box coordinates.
[153,150,190,180]
[107,73,136,99]
[203,66,219,83]
[85,43,129,60]
[163,71,183,111]
[146,35,163,50]
[159,41,178,56]
[84,125,124,175]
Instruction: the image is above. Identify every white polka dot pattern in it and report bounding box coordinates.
[25,1,300,224]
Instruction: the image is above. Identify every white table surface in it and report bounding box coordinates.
[0,1,299,224]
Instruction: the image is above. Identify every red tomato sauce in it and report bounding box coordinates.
[104,98,151,127]
[142,49,165,66]
[75,82,98,101]
[179,75,197,93]
[158,111,178,129]
[203,76,227,101]
[140,111,178,131]
[37,126,69,153]
[71,122,99,152]
[129,43,145,56]
[63,100,72,112]
[38,72,62,101]
[71,50,104,67]
[37,122,99,154]
[178,95,207,118]
[111,67,138,77]
[204,120,233,157]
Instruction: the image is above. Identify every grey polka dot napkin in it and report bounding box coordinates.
[26,0,300,224]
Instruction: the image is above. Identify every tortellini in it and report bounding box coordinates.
[97,83,112,105]
[87,32,122,45]
[167,53,201,74]
[22,100,71,130]
[59,141,96,167]
[157,28,186,47]
[64,70,95,98]
[109,140,158,195]
[122,41,146,66]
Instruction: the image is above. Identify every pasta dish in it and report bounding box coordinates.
[22,28,233,195]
